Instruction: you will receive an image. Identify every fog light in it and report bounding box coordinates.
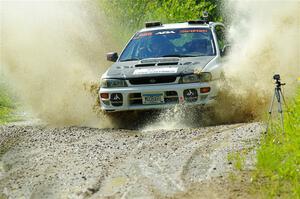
[110,93,123,107]
[183,89,198,102]
[100,93,109,99]
[200,87,211,93]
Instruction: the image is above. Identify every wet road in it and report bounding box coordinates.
[0,123,262,199]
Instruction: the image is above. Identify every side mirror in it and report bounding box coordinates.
[221,45,231,57]
[106,52,118,62]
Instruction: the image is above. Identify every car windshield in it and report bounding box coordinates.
[119,28,216,61]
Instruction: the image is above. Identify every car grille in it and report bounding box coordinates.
[129,91,179,105]
[128,76,177,85]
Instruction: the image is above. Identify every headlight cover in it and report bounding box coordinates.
[101,79,128,88]
[180,72,212,83]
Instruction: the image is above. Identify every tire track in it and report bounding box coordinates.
[0,123,262,199]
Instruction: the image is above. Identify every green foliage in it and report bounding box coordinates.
[255,88,300,198]
[100,0,223,43]
[0,86,14,109]
[0,84,16,124]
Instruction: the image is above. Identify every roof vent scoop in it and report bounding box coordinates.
[188,11,209,25]
[145,21,162,28]
[188,20,209,25]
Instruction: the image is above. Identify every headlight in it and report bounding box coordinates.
[180,73,212,83]
[101,79,128,88]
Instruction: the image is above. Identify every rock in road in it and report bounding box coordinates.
[0,123,262,199]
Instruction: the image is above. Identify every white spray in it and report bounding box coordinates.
[144,0,300,130]
[0,0,116,127]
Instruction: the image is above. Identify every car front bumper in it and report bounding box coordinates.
[99,81,218,112]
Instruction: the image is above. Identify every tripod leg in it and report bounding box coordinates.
[279,88,287,106]
[266,90,276,133]
[279,88,292,127]
[277,90,285,133]
[279,89,288,109]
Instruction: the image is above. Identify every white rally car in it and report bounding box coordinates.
[99,20,230,112]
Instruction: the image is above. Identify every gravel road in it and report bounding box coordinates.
[0,122,262,199]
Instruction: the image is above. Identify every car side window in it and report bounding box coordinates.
[214,25,227,50]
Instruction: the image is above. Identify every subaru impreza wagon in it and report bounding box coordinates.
[99,20,230,112]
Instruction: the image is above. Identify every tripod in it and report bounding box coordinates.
[266,75,286,133]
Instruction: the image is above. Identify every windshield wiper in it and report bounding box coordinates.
[162,54,198,58]
[120,58,140,62]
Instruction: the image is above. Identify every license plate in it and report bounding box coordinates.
[142,93,164,105]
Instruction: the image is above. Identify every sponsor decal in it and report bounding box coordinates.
[155,31,176,35]
[180,29,208,33]
[133,67,178,75]
[133,29,209,40]
[133,32,153,39]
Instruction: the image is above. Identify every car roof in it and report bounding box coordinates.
[139,22,223,33]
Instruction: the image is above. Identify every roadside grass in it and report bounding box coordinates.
[253,88,300,198]
[0,84,18,124]
[228,150,246,171]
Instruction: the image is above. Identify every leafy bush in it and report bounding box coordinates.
[100,0,223,43]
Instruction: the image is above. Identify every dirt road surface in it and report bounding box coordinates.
[0,122,262,199]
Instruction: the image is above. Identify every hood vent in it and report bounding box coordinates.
[141,58,180,63]
[157,62,179,66]
[135,63,156,67]
[135,62,179,67]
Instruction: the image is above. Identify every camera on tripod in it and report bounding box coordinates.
[273,74,285,87]
[266,74,286,133]
[273,74,280,81]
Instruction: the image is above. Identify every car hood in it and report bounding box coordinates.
[105,56,215,79]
